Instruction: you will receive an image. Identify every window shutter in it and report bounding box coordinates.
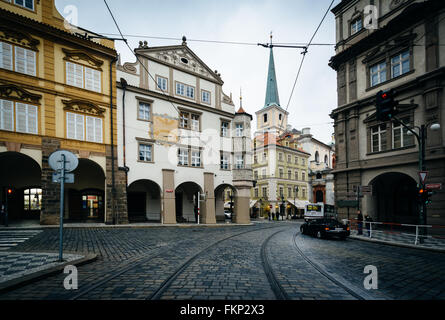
[16,102,27,132]
[75,113,84,140]
[66,112,75,139]
[94,117,102,143]
[0,99,14,131]
[25,49,36,76]
[93,69,101,92]
[27,104,38,134]
[66,62,75,86]
[86,116,95,142]
[15,46,26,74]
[75,63,83,88]
[85,67,93,91]
[0,42,13,70]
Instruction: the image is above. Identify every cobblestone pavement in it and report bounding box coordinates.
[0,221,444,300]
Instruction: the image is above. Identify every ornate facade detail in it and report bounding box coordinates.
[0,25,40,51]
[62,48,104,69]
[0,84,42,104]
[122,62,137,74]
[62,99,106,116]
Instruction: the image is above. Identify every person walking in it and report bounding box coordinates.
[357,210,364,235]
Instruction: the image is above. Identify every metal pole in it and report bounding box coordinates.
[197,192,200,225]
[5,189,8,227]
[59,154,65,262]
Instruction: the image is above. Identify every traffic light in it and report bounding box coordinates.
[6,187,13,195]
[425,190,435,205]
[376,89,398,121]
[418,188,434,205]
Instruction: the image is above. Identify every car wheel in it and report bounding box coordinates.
[300,226,305,234]
[316,231,323,239]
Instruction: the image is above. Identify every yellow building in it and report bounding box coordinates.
[0,0,127,224]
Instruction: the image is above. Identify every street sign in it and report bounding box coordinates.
[426,183,442,190]
[419,171,428,184]
[48,150,78,172]
[52,172,74,183]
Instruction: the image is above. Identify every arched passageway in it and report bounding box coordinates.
[175,182,203,223]
[127,179,161,222]
[0,152,41,220]
[214,184,237,222]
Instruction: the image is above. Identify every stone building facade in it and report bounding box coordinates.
[329,0,445,225]
[0,0,127,225]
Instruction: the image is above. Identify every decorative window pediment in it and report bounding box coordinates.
[362,33,416,64]
[0,25,40,51]
[62,99,105,116]
[0,83,41,104]
[62,48,103,70]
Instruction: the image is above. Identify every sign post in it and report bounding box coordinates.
[48,150,78,262]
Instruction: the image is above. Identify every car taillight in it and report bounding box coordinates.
[346,227,350,231]
[325,227,329,231]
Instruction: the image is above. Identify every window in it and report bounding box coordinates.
[391,50,410,78]
[176,82,195,99]
[262,168,266,179]
[392,118,414,149]
[302,172,305,181]
[201,90,211,104]
[279,114,282,121]
[66,62,101,93]
[235,123,244,137]
[371,124,387,153]
[279,168,283,178]
[66,112,102,143]
[139,144,152,162]
[191,114,200,131]
[295,156,298,164]
[302,188,306,198]
[279,186,284,197]
[220,153,229,170]
[262,187,267,198]
[13,0,34,10]
[138,102,151,121]
[287,154,291,163]
[324,155,328,165]
[191,149,201,167]
[254,154,258,164]
[178,148,189,166]
[0,42,36,76]
[351,18,362,35]
[254,188,259,198]
[254,170,258,180]
[288,187,292,197]
[0,99,38,134]
[0,42,13,71]
[156,76,168,91]
[24,188,41,211]
[221,121,229,137]
[315,151,319,163]
[235,154,244,169]
[370,61,386,87]
[295,171,298,180]
[179,111,200,131]
[263,152,267,162]
[263,113,268,123]
[288,170,292,180]
[278,153,283,161]
[301,158,305,165]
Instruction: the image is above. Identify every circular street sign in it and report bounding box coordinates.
[48,150,79,172]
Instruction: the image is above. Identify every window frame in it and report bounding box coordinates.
[220,152,230,170]
[392,117,414,149]
[65,61,102,93]
[175,81,195,100]
[371,123,387,153]
[350,17,363,35]
[155,75,168,92]
[66,111,103,143]
[370,61,387,87]
[201,89,211,105]
[138,142,153,162]
[0,98,39,135]
[235,123,244,137]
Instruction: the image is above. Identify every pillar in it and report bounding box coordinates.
[162,169,176,224]
[234,186,251,224]
[201,172,216,224]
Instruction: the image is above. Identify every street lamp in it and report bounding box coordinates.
[229,193,234,222]
[395,119,440,234]
[294,186,299,218]
[280,195,285,221]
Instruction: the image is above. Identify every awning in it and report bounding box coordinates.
[250,199,259,208]
[287,199,310,209]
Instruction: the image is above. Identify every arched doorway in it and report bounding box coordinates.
[175,182,202,223]
[66,159,105,222]
[0,152,41,221]
[214,184,237,222]
[316,190,324,203]
[370,172,417,224]
[127,179,161,222]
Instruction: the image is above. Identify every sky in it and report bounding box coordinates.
[55,0,341,145]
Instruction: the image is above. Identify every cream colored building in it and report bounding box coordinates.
[116,38,253,224]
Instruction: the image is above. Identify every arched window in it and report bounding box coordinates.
[315,151,319,163]
[324,154,328,165]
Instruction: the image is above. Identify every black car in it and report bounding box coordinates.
[300,218,350,240]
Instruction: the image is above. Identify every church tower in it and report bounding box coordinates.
[255,34,289,136]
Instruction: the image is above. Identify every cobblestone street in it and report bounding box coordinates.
[0,221,444,300]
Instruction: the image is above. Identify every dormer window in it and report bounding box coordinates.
[351,17,362,35]
[8,0,34,10]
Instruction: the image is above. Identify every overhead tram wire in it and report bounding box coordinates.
[278,0,335,132]
[103,0,181,115]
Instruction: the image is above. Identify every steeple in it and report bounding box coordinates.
[264,33,280,108]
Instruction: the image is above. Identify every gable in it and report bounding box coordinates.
[135,45,223,85]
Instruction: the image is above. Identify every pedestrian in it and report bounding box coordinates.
[357,210,363,235]
[365,214,373,236]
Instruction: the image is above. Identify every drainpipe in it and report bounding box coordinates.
[110,56,117,224]
[120,78,129,189]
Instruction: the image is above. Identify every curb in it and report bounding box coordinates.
[349,235,445,253]
[0,253,97,294]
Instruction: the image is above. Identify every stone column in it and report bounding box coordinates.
[201,172,216,224]
[40,137,61,225]
[162,169,176,224]
[105,145,128,224]
[234,186,251,224]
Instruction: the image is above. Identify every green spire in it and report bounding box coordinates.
[264,46,280,108]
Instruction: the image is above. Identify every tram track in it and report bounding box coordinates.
[292,230,373,300]
[70,224,285,300]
